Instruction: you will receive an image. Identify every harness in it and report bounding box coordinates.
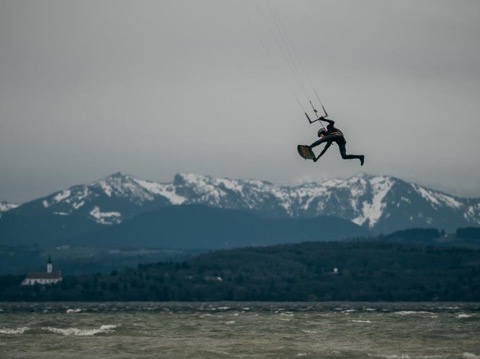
[325,129,346,144]
[329,129,344,136]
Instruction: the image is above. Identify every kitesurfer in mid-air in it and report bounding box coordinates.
[309,117,364,165]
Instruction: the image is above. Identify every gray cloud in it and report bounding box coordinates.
[1,0,480,202]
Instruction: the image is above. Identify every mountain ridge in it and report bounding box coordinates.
[3,172,480,233]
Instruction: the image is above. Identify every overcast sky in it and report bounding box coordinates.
[1,0,480,203]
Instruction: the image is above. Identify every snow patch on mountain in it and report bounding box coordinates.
[174,173,276,209]
[353,176,393,227]
[412,184,462,209]
[54,212,69,216]
[92,173,159,204]
[134,179,186,205]
[42,187,90,211]
[465,203,480,222]
[0,202,19,218]
[99,181,113,197]
[43,190,72,208]
[73,201,85,210]
[413,185,441,207]
[1,202,18,212]
[89,207,122,225]
[175,173,233,205]
[439,194,462,209]
[79,173,189,216]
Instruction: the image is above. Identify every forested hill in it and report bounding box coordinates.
[2,238,480,302]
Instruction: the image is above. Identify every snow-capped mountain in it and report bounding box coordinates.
[10,173,174,225]
[7,172,480,232]
[167,173,480,232]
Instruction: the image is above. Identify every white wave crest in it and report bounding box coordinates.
[394,311,433,316]
[43,324,117,336]
[463,353,480,359]
[0,327,29,335]
[66,308,82,314]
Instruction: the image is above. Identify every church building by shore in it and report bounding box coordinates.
[21,255,63,286]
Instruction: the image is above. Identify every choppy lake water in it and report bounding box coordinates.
[1,302,479,359]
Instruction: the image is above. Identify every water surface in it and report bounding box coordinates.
[1,302,479,359]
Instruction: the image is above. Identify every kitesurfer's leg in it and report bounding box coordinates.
[310,134,341,149]
[337,142,365,166]
[309,137,327,149]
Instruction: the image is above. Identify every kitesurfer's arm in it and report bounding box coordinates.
[319,117,335,126]
[313,142,331,162]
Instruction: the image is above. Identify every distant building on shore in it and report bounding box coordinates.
[21,255,63,286]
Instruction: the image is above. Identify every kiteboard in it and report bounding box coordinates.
[297,145,316,160]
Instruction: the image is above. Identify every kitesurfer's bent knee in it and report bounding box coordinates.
[338,142,364,163]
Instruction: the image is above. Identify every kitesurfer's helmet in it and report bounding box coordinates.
[318,128,327,137]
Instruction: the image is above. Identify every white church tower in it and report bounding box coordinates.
[47,255,53,273]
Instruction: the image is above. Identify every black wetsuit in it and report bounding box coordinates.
[310,118,364,164]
